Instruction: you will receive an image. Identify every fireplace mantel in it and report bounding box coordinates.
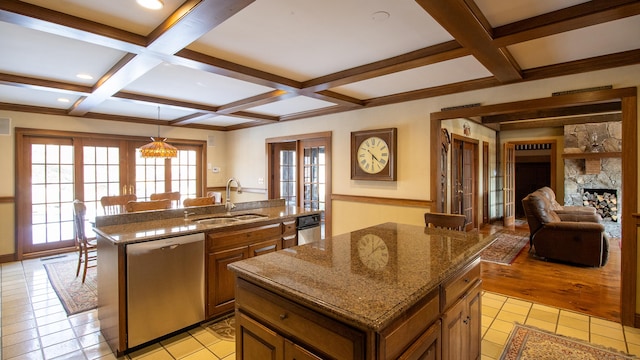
[561,151,622,159]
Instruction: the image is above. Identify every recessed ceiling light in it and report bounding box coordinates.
[57,98,70,103]
[137,0,164,10]
[371,11,390,22]
[76,73,93,80]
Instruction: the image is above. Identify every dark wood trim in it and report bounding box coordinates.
[621,91,638,327]
[415,0,522,82]
[332,194,433,208]
[265,131,333,144]
[0,196,14,203]
[483,103,622,124]
[493,0,640,48]
[14,127,207,146]
[431,86,637,326]
[500,113,622,131]
[0,253,17,264]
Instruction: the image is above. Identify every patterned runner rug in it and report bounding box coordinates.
[44,260,97,316]
[481,230,529,265]
[500,323,638,359]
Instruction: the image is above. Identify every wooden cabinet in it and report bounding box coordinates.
[207,246,249,317]
[398,320,441,360]
[236,278,365,359]
[281,220,297,248]
[206,221,288,319]
[441,260,482,360]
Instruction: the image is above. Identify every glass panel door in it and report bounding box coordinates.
[28,140,75,253]
[172,148,199,205]
[301,139,326,238]
[83,141,125,217]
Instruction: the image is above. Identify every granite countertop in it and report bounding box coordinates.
[94,204,320,245]
[228,222,497,332]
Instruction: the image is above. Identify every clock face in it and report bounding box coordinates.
[357,234,389,271]
[357,137,389,174]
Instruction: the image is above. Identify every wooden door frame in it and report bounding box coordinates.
[429,87,637,326]
[506,139,557,193]
[266,131,333,237]
[482,142,489,224]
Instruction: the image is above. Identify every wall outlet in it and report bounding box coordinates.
[212,167,220,173]
[258,177,264,185]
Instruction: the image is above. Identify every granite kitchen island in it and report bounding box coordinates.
[93,199,321,356]
[229,222,497,359]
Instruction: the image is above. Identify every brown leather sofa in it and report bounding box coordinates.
[522,188,608,267]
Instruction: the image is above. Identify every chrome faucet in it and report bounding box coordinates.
[225,177,242,213]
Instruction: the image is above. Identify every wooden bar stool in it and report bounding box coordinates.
[424,212,466,231]
[126,199,172,212]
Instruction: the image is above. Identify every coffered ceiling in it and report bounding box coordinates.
[0,0,638,130]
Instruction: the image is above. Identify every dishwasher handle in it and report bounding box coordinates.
[127,233,204,255]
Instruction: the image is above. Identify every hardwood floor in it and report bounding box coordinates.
[480,221,621,322]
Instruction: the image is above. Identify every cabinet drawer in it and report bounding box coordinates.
[379,291,439,359]
[236,278,365,360]
[207,223,281,251]
[282,220,296,236]
[440,257,481,311]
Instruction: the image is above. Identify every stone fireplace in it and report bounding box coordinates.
[563,122,621,236]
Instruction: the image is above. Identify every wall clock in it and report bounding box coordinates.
[351,128,397,181]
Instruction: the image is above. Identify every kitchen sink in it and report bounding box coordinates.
[195,213,268,225]
[231,214,268,221]
[196,218,240,225]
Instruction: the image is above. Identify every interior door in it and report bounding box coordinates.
[461,141,475,231]
[451,137,477,231]
[503,143,516,227]
[269,142,297,206]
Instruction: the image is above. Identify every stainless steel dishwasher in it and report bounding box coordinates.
[126,232,205,348]
[297,213,321,245]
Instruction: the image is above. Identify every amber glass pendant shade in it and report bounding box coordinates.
[140,137,178,158]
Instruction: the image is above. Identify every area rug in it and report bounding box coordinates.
[481,230,529,265]
[205,315,235,341]
[44,260,97,316]
[500,323,638,359]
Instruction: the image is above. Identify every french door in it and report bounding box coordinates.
[451,136,478,231]
[16,128,205,258]
[268,133,332,238]
[503,143,516,227]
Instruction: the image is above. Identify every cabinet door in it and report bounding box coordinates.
[441,280,482,360]
[237,312,284,359]
[466,281,482,360]
[441,296,467,360]
[249,238,281,257]
[282,221,297,249]
[207,246,249,318]
[398,320,441,360]
[284,339,323,360]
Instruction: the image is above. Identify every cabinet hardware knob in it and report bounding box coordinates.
[280,313,288,320]
[463,278,469,283]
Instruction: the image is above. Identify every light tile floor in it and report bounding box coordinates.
[3,255,640,359]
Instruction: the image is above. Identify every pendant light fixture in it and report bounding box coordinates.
[140,106,178,159]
